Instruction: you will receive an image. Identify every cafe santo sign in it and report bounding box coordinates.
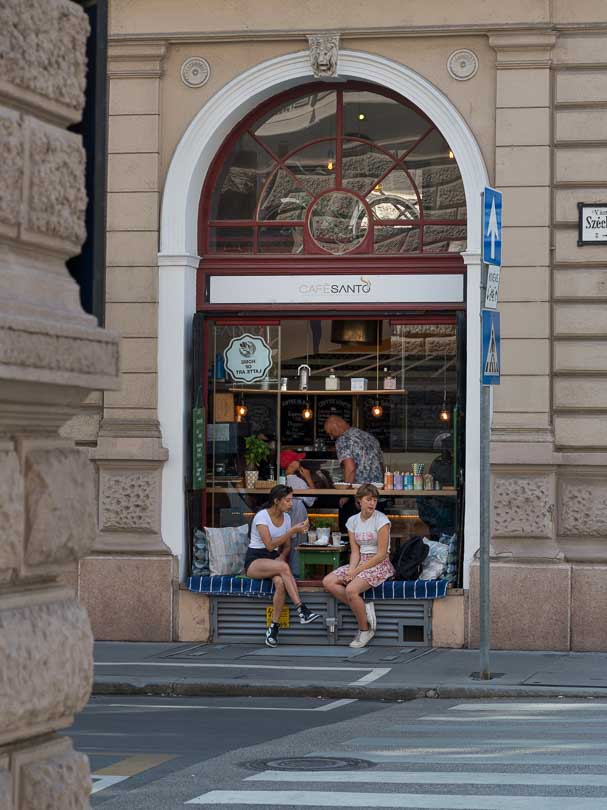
[224,334,272,383]
[209,273,465,305]
[578,203,607,245]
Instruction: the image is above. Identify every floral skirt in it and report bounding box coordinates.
[332,553,395,588]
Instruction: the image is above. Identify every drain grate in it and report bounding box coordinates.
[243,756,375,772]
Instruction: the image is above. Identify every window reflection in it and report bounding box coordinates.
[308,191,369,254]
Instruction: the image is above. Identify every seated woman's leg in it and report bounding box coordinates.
[345,577,372,630]
[322,570,348,605]
[247,558,301,606]
[271,575,286,624]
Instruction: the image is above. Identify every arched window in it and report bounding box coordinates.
[201,83,466,257]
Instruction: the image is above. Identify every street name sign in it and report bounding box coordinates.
[481,308,500,385]
[482,187,503,267]
[578,202,607,245]
[484,265,501,309]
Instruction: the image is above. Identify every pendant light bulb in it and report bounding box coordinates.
[371,401,383,418]
[439,402,450,422]
[236,401,248,419]
[302,404,313,421]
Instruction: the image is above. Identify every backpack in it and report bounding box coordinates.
[390,536,429,580]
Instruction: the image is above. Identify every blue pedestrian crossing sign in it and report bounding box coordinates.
[481,309,500,385]
[482,187,503,267]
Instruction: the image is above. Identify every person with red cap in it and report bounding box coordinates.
[279,450,316,577]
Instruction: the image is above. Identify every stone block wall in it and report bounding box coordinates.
[0,2,119,807]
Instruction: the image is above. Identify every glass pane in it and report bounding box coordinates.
[423,224,467,253]
[208,226,254,253]
[308,191,368,254]
[285,141,336,196]
[210,132,276,220]
[366,169,420,220]
[254,91,336,157]
[343,90,430,157]
[258,226,304,254]
[374,225,420,253]
[405,129,466,220]
[257,168,312,221]
[341,138,393,195]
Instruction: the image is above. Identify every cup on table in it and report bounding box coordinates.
[307,530,317,544]
[332,532,341,546]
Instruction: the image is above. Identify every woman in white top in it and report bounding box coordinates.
[245,485,320,647]
[322,483,395,648]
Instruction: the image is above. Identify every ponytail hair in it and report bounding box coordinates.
[249,485,293,538]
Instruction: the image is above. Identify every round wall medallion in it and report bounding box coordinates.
[180,57,211,88]
[447,49,479,81]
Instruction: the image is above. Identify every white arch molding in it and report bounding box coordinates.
[159,49,489,585]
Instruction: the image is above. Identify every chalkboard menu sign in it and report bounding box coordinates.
[245,395,276,437]
[360,392,445,451]
[315,396,353,435]
[281,396,314,445]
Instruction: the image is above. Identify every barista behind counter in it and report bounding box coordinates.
[324,415,385,532]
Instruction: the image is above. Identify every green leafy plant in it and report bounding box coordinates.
[244,435,270,469]
[313,517,336,529]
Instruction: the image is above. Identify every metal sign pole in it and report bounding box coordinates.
[479,192,492,680]
[479,305,491,679]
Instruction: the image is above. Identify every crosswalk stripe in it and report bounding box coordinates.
[308,749,607,765]
[186,790,607,808]
[246,769,607,787]
[449,703,607,712]
[418,715,607,723]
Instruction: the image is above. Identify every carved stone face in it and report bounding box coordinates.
[308,34,339,78]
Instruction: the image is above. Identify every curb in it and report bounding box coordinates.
[93,678,607,702]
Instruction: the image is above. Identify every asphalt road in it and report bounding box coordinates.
[66,696,607,808]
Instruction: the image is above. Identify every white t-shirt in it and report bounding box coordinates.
[346,510,390,555]
[249,509,291,550]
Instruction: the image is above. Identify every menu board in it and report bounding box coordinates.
[315,396,353,435]
[280,395,314,446]
[245,395,276,437]
[360,392,445,451]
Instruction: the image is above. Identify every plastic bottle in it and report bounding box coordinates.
[384,468,393,490]
[393,471,402,490]
[278,468,286,485]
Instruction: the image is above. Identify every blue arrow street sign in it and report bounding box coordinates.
[481,309,500,385]
[482,187,502,267]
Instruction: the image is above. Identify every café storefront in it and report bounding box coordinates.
[186,83,472,645]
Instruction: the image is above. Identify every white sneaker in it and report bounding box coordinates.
[350,629,374,648]
[365,602,376,632]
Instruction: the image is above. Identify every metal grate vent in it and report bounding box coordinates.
[336,600,431,646]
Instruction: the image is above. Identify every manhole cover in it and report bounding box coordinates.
[243,756,375,772]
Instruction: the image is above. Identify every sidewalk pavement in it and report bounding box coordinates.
[93,641,607,701]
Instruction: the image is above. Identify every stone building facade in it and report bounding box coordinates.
[0,0,119,806]
[70,1,607,650]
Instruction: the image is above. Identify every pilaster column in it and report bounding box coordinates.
[0,2,120,806]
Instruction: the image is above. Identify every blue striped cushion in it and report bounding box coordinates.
[185,576,449,600]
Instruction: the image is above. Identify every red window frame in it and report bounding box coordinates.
[198,81,467,259]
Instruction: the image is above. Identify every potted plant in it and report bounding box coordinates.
[244,435,270,488]
[313,516,335,542]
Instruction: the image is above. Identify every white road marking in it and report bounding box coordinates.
[186,790,607,807]
[95,661,390,687]
[89,699,356,713]
[419,714,607,723]
[308,749,607,765]
[246,769,607,787]
[449,702,607,712]
[91,775,129,794]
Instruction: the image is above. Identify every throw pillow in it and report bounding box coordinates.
[419,537,448,580]
[191,528,210,576]
[206,524,249,576]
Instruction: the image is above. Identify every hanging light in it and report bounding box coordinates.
[358,112,366,121]
[301,323,313,420]
[439,346,450,423]
[326,148,335,171]
[372,320,383,418]
[236,399,248,419]
[371,402,383,418]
